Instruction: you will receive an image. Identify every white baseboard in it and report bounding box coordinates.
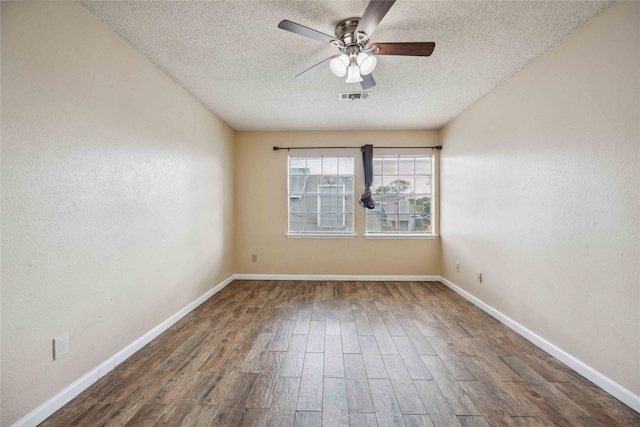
[234,274,441,282]
[438,276,640,413]
[11,275,235,427]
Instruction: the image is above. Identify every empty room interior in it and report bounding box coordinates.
[1,1,639,426]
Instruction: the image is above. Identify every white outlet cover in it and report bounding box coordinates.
[54,332,69,360]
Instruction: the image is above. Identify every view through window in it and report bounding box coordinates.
[366,155,433,234]
[288,156,355,235]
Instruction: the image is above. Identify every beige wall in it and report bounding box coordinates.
[1,2,236,424]
[235,131,441,276]
[440,1,639,396]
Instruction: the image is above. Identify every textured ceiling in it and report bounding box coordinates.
[80,1,612,131]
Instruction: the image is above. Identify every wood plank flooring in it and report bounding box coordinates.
[41,280,640,426]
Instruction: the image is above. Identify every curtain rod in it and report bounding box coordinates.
[273,145,442,151]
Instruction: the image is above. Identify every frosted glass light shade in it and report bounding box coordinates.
[356,52,377,75]
[345,64,363,83]
[330,54,350,77]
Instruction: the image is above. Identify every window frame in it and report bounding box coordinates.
[287,155,356,238]
[364,154,437,239]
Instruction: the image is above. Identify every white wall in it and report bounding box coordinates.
[1,2,236,425]
[440,1,639,397]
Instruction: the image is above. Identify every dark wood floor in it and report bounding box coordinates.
[41,280,639,427]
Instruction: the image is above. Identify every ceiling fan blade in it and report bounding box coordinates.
[361,73,376,90]
[278,20,336,45]
[355,0,396,41]
[295,56,337,80]
[373,42,436,57]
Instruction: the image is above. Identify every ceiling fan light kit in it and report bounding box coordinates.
[278,0,435,90]
[356,52,377,76]
[345,64,363,83]
[329,54,350,77]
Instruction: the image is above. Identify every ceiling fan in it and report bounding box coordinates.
[278,0,435,90]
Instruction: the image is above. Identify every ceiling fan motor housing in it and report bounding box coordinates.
[335,18,361,44]
[334,17,380,61]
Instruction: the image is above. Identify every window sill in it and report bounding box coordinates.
[364,234,438,240]
[287,233,357,239]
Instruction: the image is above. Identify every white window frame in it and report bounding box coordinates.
[287,156,355,238]
[365,154,436,239]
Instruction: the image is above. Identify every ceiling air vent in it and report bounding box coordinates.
[339,92,370,101]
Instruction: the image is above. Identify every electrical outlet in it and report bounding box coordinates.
[53,332,69,360]
[455,262,460,273]
[251,254,257,262]
[476,271,482,283]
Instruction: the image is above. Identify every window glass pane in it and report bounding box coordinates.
[382,157,398,175]
[414,176,431,194]
[381,193,399,208]
[319,194,343,215]
[415,157,431,174]
[289,158,306,172]
[344,195,354,213]
[289,214,306,232]
[305,196,317,214]
[318,185,330,195]
[322,157,338,175]
[289,176,306,195]
[423,196,432,229]
[398,198,410,214]
[381,176,400,192]
[342,176,354,193]
[371,176,383,193]
[408,195,431,232]
[387,215,400,232]
[396,176,414,193]
[366,210,382,232]
[399,157,414,174]
[373,158,382,175]
[409,196,429,216]
[319,214,342,230]
[345,214,354,231]
[338,158,354,175]
[307,158,322,175]
[289,198,304,214]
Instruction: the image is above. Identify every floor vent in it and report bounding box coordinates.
[339,92,370,100]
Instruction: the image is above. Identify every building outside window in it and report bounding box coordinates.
[288,156,354,235]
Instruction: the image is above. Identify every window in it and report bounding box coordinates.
[366,155,434,235]
[288,156,354,235]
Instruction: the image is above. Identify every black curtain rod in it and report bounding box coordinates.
[273,145,442,151]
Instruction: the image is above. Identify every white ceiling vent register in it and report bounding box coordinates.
[339,92,370,101]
